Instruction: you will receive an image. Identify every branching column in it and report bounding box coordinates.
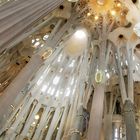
[87,18,114,140]
[0,15,76,129]
[87,84,105,140]
[115,46,137,140]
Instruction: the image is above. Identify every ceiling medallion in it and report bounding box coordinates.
[41,48,53,60]
[95,70,103,83]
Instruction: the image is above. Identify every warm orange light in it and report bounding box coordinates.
[117,3,121,7]
[94,15,99,20]
[87,12,91,17]
[111,10,116,16]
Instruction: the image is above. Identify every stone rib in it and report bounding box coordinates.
[0,0,64,51]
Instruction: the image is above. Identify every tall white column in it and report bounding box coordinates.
[0,55,43,129]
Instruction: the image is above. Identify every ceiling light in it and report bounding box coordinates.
[35,115,40,120]
[111,10,116,16]
[117,3,121,7]
[87,13,91,17]
[94,15,99,21]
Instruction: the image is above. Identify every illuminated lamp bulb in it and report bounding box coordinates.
[94,15,99,21]
[35,115,40,120]
[117,2,121,7]
[87,13,91,17]
[111,10,116,16]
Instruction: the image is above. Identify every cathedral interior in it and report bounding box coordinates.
[0,0,140,140]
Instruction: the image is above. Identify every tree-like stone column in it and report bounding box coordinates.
[124,100,137,140]
[87,84,105,140]
[87,17,114,140]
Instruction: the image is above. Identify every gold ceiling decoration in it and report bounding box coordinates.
[41,48,53,60]
[89,0,115,14]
